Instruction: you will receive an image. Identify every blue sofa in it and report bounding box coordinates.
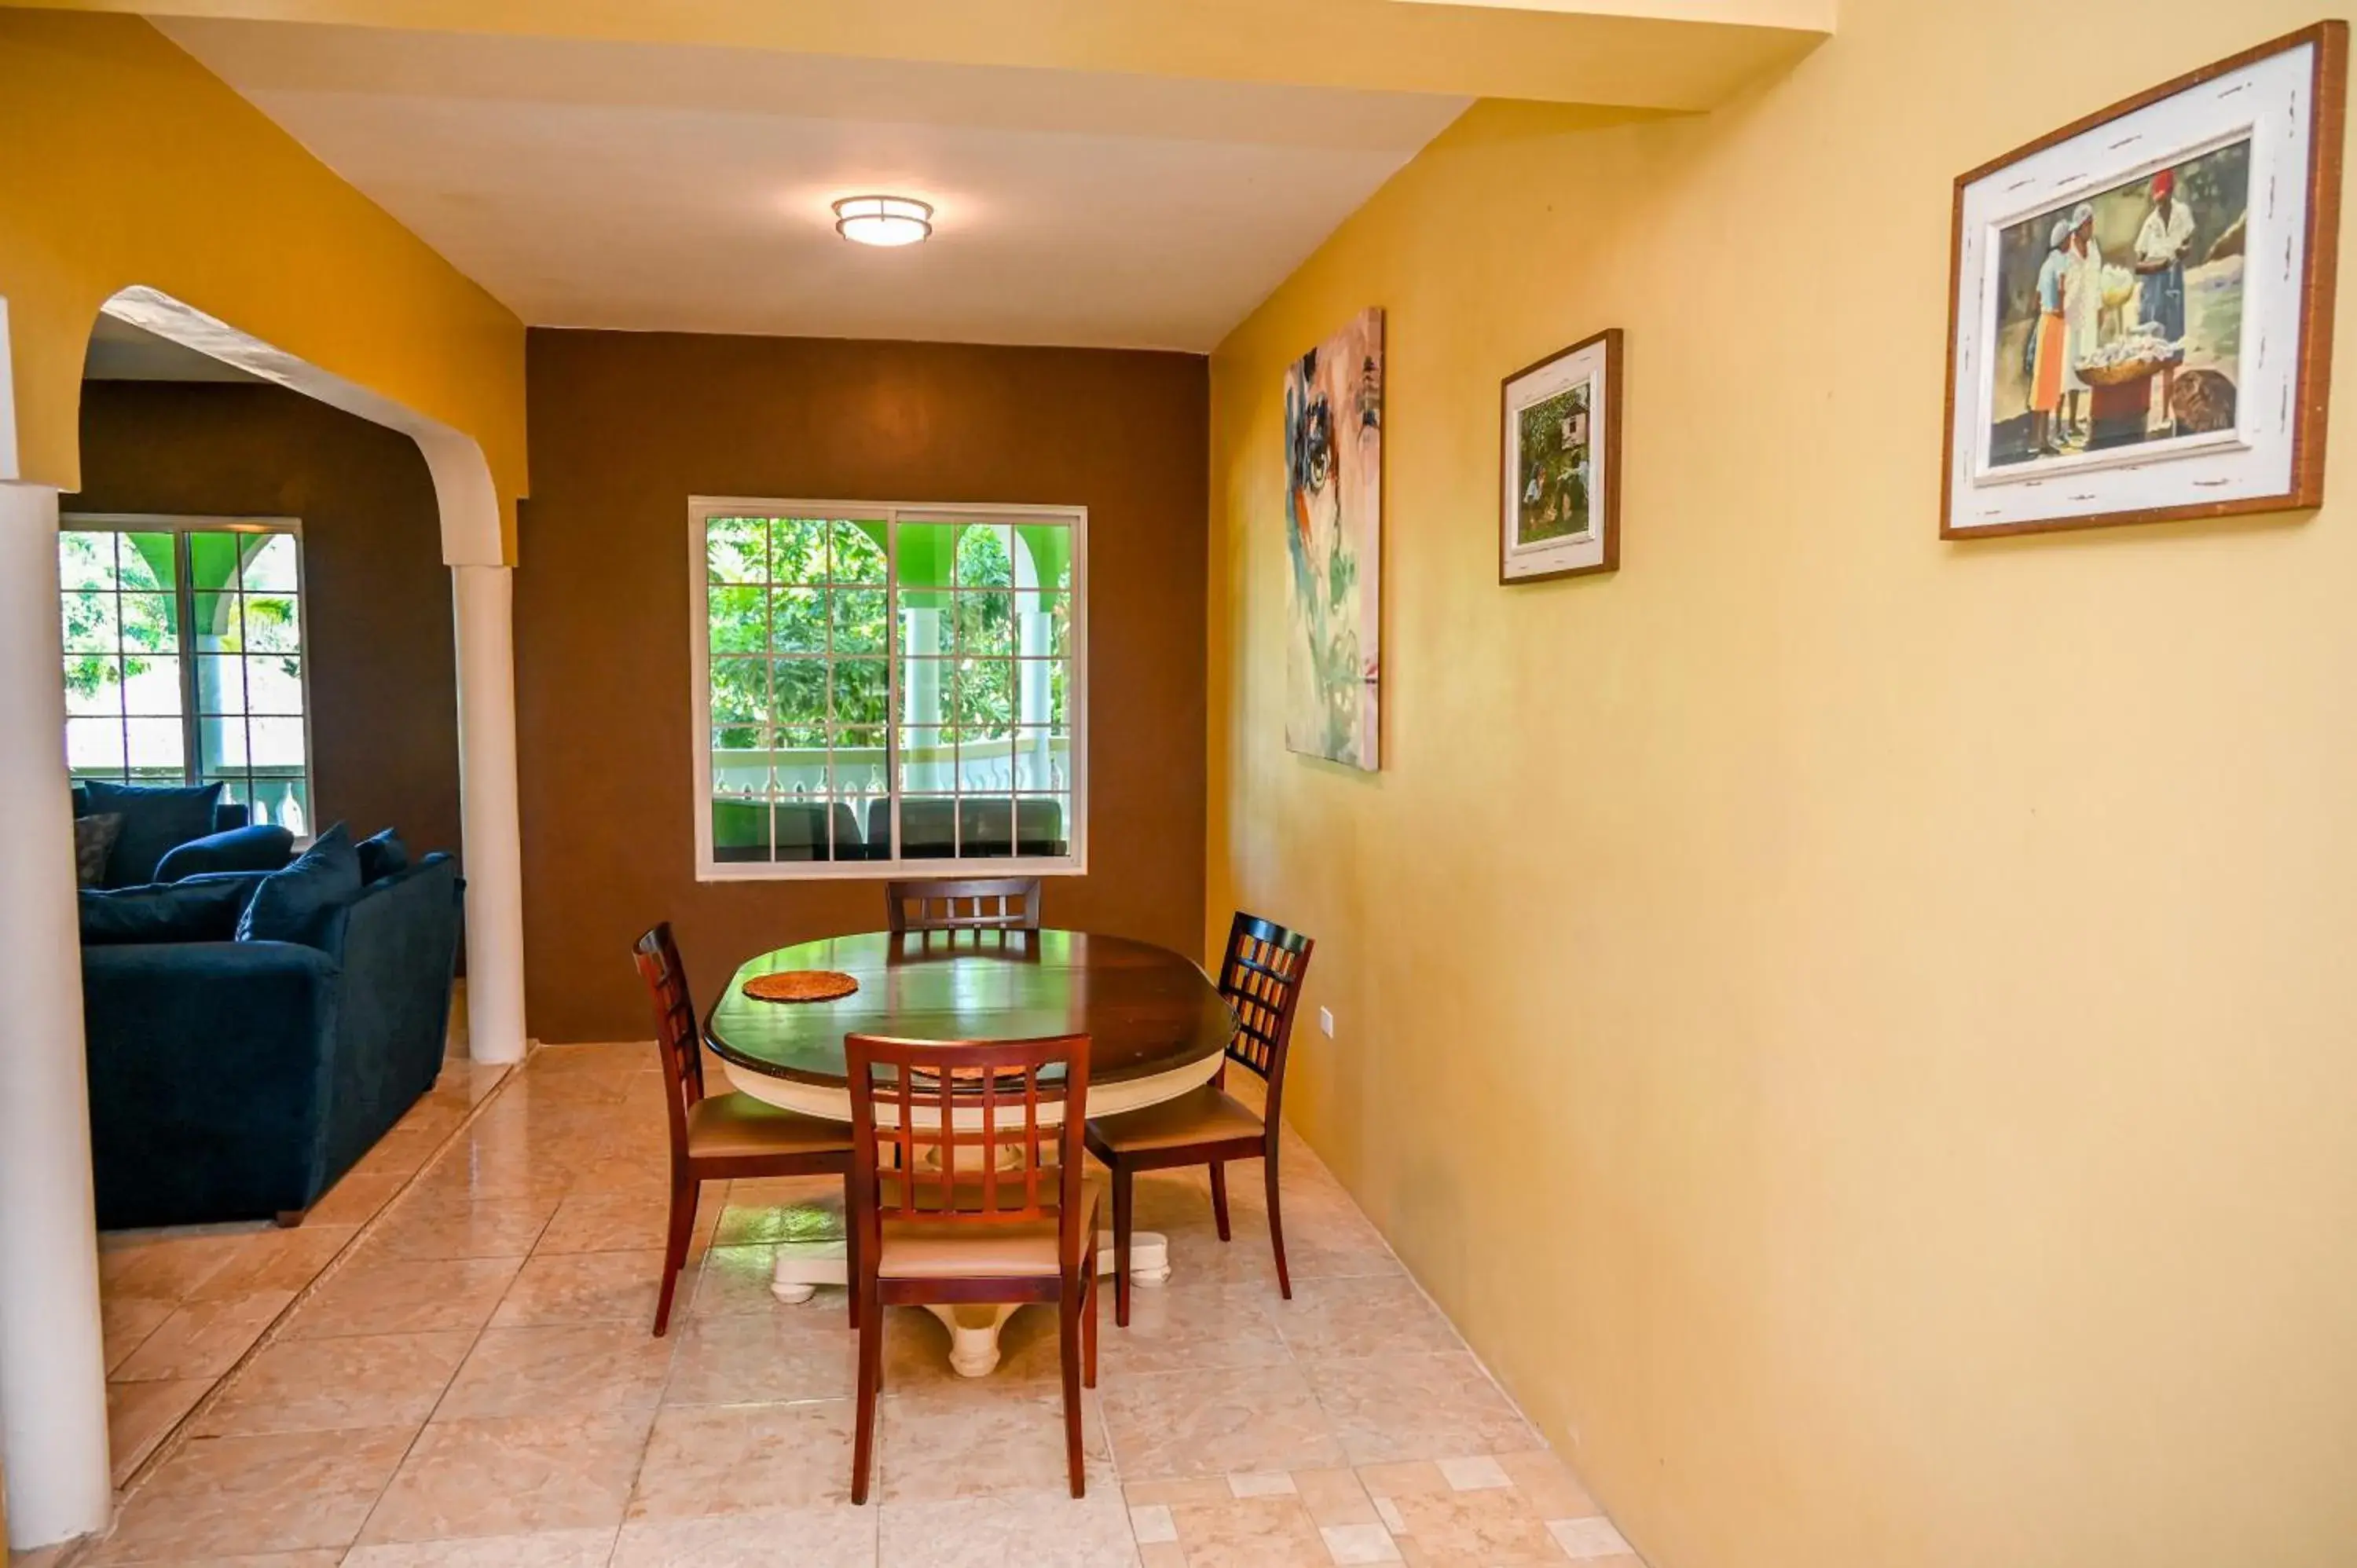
[72,779,295,888]
[80,840,464,1229]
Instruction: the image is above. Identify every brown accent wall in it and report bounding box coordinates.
[67,380,464,870]
[518,329,1208,1043]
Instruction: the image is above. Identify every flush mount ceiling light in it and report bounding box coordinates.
[832,195,933,247]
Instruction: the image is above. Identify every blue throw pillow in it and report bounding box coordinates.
[79,878,255,945]
[79,779,225,888]
[356,828,410,884]
[236,822,363,950]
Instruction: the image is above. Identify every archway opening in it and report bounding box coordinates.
[1,286,529,1550]
[82,286,526,1072]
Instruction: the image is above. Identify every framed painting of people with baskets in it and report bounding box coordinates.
[1942,24,2345,538]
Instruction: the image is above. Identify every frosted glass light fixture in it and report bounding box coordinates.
[833,195,933,247]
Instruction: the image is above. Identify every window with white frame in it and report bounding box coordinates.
[60,517,315,833]
[689,500,1084,877]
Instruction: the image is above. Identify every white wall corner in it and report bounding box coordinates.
[0,298,21,483]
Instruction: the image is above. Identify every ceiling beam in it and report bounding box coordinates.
[6,0,1831,111]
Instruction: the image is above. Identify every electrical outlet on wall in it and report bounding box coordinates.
[1318,1007,1335,1039]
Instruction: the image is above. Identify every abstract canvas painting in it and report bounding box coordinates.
[1283,307,1384,769]
[1944,24,2344,537]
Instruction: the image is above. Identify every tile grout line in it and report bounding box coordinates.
[86,1090,1571,1568]
[1110,1153,1546,1511]
[97,1216,273,1392]
[1267,1208,1391,1568]
[65,1049,528,1567]
[347,1048,622,1555]
[1356,1225,1550,1453]
[349,1045,659,1563]
[1122,1247,1517,1568]
[94,1284,189,1384]
[1263,1142,1559,1468]
[1260,1137,1627,1566]
[606,1200,705,1567]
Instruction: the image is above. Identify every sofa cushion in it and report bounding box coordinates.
[156,825,297,883]
[356,829,410,884]
[80,779,225,888]
[79,877,255,945]
[74,812,124,888]
[172,869,277,903]
[236,823,362,950]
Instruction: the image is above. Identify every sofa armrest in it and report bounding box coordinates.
[156,823,295,881]
[311,856,464,1181]
[80,941,343,1228]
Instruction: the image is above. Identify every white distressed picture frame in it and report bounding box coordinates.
[1943,29,2341,537]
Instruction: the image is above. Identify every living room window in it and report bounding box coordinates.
[688,500,1085,877]
[60,517,315,833]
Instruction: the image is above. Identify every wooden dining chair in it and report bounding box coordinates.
[632,923,859,1336]
[884,877,1043,935]
[1083,912,1315,1325]
[844,1030,1100,1504]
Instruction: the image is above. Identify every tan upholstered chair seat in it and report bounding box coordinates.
[1087,1085,1264,1153]
[685,1092,856,1160]
[878,1179,1104,1279]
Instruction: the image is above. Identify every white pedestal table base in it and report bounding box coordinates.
[771,1234,1171,1377]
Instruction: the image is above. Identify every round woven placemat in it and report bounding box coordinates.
[742,969,861,1004]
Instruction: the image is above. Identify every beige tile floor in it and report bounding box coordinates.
[94,1044,511,1491]
[56,1042,1646,1568]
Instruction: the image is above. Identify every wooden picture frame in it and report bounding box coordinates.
[1501,328,1622,583]
[1941,22,2346,539]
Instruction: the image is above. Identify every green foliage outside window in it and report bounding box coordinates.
[64,530,299,698]
[703,511,1076,866]
[704,517,1071,735]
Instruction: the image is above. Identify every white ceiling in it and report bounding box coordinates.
[158,20,1472,352]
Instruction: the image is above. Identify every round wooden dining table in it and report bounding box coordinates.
[706,928,1237,1376]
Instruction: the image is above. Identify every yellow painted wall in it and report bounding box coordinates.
[0,11,525,551]
[1209,6,2357,1566]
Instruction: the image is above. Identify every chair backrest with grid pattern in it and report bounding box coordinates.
[632,923,706,1156]
[1217,914,1315,1117]
[843,1032,1091,1266]
[885,877,1043,935]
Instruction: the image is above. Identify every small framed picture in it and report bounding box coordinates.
[1942,23,2346,539]
[1501,328,1621,583]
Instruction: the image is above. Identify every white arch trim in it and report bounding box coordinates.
[93,287,528,1065]
[100,287,504,566]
